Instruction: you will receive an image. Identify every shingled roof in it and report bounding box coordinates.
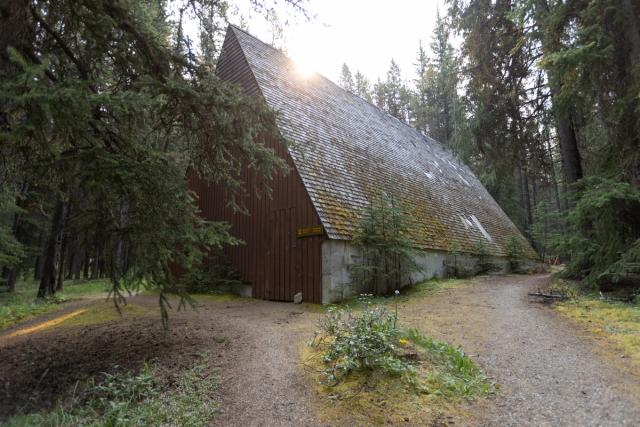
[223,25,530,257]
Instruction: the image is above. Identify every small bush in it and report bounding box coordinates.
[312,296,412,385]
[547,280,581,299]
[310,296,493,399]
[506,235,528,260]
[88,364,159,426]
[350,192,420,295]
[554,177,640,286]
[182,262,241,294]
[6,356,218,427]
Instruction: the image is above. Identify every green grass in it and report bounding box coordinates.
[303,297,493,426]
[5,353,218,427]
[551,279,640,372]
[0,279,110,330]
[401,328,495,397]
[335,277,467,310]
[303,327,492,426]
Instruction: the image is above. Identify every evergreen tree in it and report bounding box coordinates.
[265,8,286,50]
[0,0,300,317]
[447,0,640,286]
[449,0,538,232]
[384,60,407,122]
[354,70,372,102]
[373,78,387,110]
[524,0,640,282]
[350,192,420,295]
[339,63,355,93]
[413,41,430,134]
[414,10,468,159]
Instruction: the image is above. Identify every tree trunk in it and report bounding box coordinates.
[1,267,17,292]
[619,0,640,69]
[552,93,583,187]
[535,0,584,188]
[66,247,75,280]
[546,139,563,212]
[37,200,66,298]
[56,231,67,291]
[83,253,90,279]
[34,253,43,281]
[72,250,82,280]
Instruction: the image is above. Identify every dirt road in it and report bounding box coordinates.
[401,274,640,426]
[1,275,639,426]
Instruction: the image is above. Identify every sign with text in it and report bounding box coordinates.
[296,225,323,238]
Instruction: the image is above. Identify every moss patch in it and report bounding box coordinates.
[549,278,640,373]
[0,280,110,330]
[336,277,468,310]
[192,292,243,302]
[57,301,155,329]
[402,277,469,300]
[555,298,640,372]
[303,328,494,426]
[4,353,219,427]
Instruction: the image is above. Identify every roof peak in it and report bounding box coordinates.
[218,23,527,256]
[225,24,427,132]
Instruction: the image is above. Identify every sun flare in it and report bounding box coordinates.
[292,56,318,77]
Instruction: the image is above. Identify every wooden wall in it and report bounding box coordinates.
[190,29,324,303]
[191,141,324,303]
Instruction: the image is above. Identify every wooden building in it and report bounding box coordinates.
[191,26,533,303]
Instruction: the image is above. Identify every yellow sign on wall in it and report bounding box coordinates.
[296,225,324,238]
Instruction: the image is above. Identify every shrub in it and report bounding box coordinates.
[181,262,242,294]
[506,235,531,273]
[473,240,498,273]
[547,280,581,299]
[308,298,494,401]
[506,235,528,260]
[312,296,414,385]
[89,364,159,426]
[596,239,640,290]
[350,192,420,295]
[553,177,640,286]
[5,356,218,427]
[529,200,564,261]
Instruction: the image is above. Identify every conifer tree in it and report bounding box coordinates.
[384,60,407,121]
[373,78,387,110]
[354,70,372,102]
[0,0,302,314]
[339,63,355,93]
[350,192,419,295]
[414,10,468,158]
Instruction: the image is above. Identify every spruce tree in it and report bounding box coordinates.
[0,0,300,317]
[350,192,419,295]
[354,70,372,102]
[339,63,355,93]
[384,60,406,121]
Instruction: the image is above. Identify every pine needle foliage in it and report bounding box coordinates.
[350,192,420,295]
[553,177,640,284]
[0,0,298,319]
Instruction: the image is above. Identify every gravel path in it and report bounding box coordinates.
[3,275,639,426]
[203,299,324,427]
[401,274,640,426]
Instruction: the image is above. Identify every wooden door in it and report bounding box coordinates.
[265,207,297,301]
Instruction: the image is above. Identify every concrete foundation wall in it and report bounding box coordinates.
[321,240,510,304]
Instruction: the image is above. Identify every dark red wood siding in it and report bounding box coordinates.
[190,29,324,302]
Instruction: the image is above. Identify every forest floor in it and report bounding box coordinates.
[0,279,111,329]
[1,274,639,425]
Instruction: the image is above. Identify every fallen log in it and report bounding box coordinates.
[527,292,569,301]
